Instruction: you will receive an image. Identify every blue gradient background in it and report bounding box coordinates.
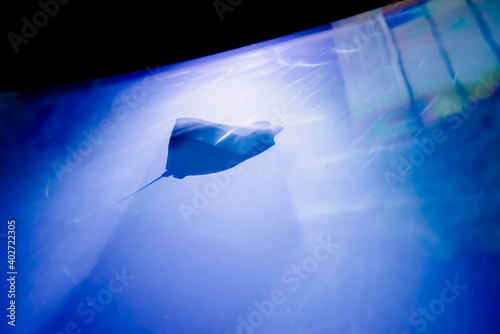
[1,0,499,333]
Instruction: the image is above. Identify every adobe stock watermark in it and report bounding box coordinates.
[269,105,297,127]
[177,128,277,224]
[178,106,295,224]
[384,72,500,191]
[178,161,242,224]
[213,0,244,22]
[336,0,406,63]
[406,277,467,333]
[48,267,135,334]
[51,65,165,183]
[233,236,340,334]
[7,0,71,54]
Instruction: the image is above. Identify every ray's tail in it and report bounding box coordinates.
[113,170,171,206]
[67,171,171,225]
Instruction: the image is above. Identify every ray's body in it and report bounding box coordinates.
[116,118,283,204]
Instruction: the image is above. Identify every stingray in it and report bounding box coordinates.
[116,117,284,203]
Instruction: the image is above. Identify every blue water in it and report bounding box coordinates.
[1,0,500,333]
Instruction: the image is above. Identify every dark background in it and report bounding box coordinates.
[0,0,391,92]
